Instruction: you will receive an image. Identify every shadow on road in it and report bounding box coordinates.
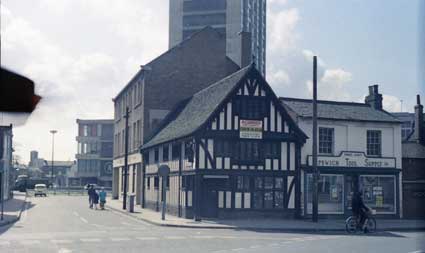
[0,197,35,236]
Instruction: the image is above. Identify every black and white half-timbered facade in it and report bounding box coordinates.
[140,65,307,219]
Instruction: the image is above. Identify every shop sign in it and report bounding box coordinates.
[307,151,396,168]
[240,120,263,139]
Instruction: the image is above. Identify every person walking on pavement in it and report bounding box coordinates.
[99,187,107,210]
[93,189,100,210]
[87,184,95,209]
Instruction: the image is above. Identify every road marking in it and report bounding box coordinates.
[58,248,73,253]
[231,248,244,251]
[0,241,10,246]
[136,237,159,241]
[191,235,216,239]
[110,238,131,242]
[80,238,101,242]
[164,236,186,240]
[250,245,261,249]
[269,243,280,247]
[80,217,88,223]
[73,212,79,217]
[52,239,73,244]
[20,240,40,245]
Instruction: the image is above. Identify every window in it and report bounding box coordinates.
[172,144,181,160]
[319,127,334,154]
[146,177,151,190]
[234,97,266,119]
[163,146,169,162]
[215,140,232,157]
[154,148,159,163]
[367,130,381,156]
[236,176,250,191]
[184,141,194,162]
[306,174,344,214]
[359,175,396,214]
[166,176,170,189]
[235,141,262,164]
[401,121,413,140]
[252,177,285,209]
[154,176,159,189]
[264,142,280,159]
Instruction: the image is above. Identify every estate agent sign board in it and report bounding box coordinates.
[307,151,396,168]
[240,120,263,139]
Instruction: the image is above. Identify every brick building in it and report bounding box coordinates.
[393,95,425,219]
[112,27,241,202]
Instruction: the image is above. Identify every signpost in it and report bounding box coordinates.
[158,165,170,221]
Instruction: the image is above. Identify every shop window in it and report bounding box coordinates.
[306,174,344,214]
[319,127,334,154]
[163,146,169,162]
[360,175,395,214]
[146,177,151,190]
[367,130,381,156]
[252,176,285,209]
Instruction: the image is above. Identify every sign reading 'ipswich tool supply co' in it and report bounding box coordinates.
[307,151,396,168]
[240,119,263,139]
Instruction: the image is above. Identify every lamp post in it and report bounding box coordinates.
[50,130,57,189]
[312,56,319,222]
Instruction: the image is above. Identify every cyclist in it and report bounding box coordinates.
[351,191,371,233]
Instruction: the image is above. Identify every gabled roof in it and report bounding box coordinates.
[141,65,253,150]
[113,26,237,101]
[280,97,400,123]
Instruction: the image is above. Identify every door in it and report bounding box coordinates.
[200,179,220,218]
[345,174,358,214]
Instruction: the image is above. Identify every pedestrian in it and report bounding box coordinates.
[87,184,95,209]
[99,187,107,210]
[93,190,99,210]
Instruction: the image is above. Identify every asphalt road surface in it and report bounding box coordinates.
[0,195,424,253]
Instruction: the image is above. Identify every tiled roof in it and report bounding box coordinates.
[280,97,400,123]
[141,65,253,150]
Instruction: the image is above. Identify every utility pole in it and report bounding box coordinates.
[123,107,129,210]
[312,56,319,222]
[50,130,57,189]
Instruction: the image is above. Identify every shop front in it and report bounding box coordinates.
[303,151,400,218]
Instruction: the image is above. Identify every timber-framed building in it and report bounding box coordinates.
[140,65,307,219]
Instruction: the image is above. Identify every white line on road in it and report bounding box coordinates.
[164,236,186,240]
[58,248,73,253]
[20,240,41,245]
[51,239,73,244]
[191,235,216,239]
[249,245,261,249]
[73,212,79,217]
[110,238,131,242]
[80,238,101,242]
[231,248,244,251]
[80,217,88,223]
[136,237,159,241]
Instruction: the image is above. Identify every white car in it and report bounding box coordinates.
[34,184,47,197]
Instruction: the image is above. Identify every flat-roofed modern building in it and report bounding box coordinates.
[75,119,114,187]
[169,0,266,76]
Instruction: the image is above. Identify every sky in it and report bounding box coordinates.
[1,0,423,163]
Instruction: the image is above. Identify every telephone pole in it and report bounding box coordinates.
[312,56,319,222]
[122,107,129,210]
[50,130,57,188]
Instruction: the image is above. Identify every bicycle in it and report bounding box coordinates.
[345,209,377,233]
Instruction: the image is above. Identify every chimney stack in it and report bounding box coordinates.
[414,94,424,144]
[365,84,383,110]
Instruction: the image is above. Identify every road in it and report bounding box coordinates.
[0,195,424,253]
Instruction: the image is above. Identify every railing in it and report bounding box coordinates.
[26,187,112,196]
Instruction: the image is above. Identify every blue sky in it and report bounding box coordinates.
[297,0,420,104]
[1,0,422,162]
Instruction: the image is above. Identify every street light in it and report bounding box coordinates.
[50,130,57,188]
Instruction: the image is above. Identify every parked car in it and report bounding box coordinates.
[34,184,47,197]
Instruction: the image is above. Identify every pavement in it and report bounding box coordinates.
[0,191,29,227]
[1,195,424,253]
[106,197,425,232]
